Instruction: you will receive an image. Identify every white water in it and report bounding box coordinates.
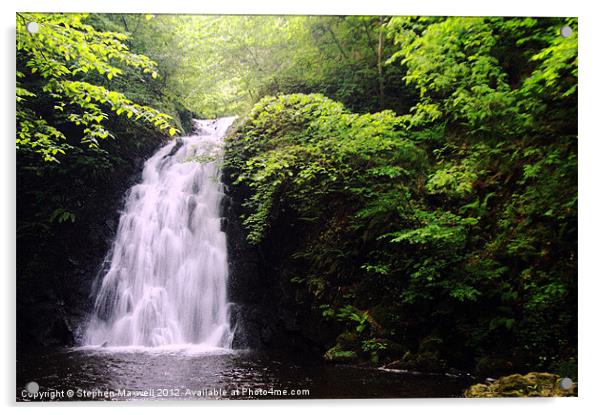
[84,117,236,350]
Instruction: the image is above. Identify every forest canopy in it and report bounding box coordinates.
[16,13,577,379]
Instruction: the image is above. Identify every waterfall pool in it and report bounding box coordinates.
[17,119,474,401]
[17,348,473,401]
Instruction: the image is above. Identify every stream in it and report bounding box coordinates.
[17,347,472,400]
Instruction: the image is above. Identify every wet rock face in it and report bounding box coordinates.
[464,372,577,397]
[221,159,335,356]
[17,132,166,350]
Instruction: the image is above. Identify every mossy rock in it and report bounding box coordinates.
[336,332,359,349]
[324,344,358,364]
[464,372,577,397]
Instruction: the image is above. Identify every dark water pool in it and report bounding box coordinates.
[17,347,473,401]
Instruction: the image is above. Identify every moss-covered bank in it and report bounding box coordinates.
[223,92,577,377]
[464,372,577,397]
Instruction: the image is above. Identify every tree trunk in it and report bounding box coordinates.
[377,16,385,111]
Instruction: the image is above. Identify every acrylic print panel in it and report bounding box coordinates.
[16,13,577,401]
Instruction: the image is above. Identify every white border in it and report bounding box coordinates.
[6,0,583,16]
[2,1,600,415]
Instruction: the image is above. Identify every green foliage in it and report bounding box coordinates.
[227,93,427,244]
[141,15,415,117]
[361,338,388,364]
[336,305,370,335]
[49,207,76,224]
[16,13,577,375]
[227,16,576,373]
[16,13,177,162]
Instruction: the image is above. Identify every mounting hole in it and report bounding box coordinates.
[560,25,573,38]
[25,381,39,394]
[26,22,39,34]
[559,377,574,390]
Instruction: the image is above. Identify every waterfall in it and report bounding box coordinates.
[84,117,236,350]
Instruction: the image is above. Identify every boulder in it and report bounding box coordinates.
[464,372,577,397]
[324,344,358,364]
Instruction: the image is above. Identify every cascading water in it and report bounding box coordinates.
[84,117,236,350]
